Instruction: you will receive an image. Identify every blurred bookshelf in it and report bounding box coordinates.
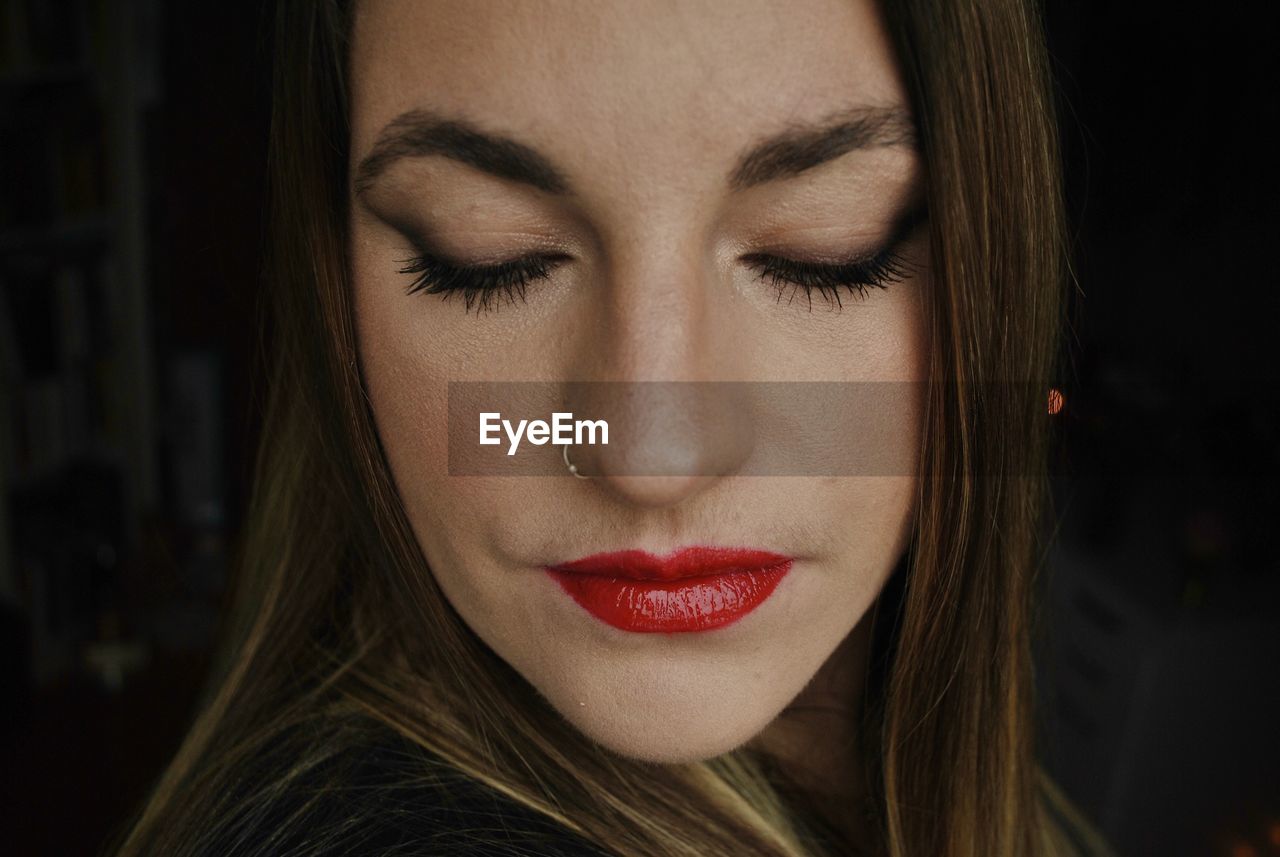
[1,0,169,691]
[0,3,247,852]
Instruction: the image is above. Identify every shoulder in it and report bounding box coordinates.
[193,720,610,857]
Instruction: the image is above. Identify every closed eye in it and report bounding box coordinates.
[399,227,919,315]
[742,245,914,310]
[398,252,568,314]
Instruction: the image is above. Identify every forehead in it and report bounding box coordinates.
[349,0,907,181]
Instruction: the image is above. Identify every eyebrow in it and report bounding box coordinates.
[353,105,916,197]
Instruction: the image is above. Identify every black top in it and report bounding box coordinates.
[193,724,612,857]
[184,717,1106,857]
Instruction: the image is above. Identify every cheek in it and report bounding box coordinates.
[353,253,459,563]
[352,251,554,619]
[355,313,449,482]
[832,476,917,570]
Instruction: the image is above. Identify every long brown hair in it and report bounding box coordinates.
[114,1,1090,854]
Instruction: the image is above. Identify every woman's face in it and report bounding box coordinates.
[349,0,926,762]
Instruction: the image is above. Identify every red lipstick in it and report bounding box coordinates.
[544,546,792,633]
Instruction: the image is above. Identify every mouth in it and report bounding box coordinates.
[544,546,793,633]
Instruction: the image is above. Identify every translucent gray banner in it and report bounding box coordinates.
[447,381,942,476]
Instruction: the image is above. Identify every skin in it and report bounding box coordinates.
[348,0,927,810]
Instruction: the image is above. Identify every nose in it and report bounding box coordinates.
[562,243,754,508]
[563,380,753,507]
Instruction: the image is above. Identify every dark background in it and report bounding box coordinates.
[0,2,1276,856]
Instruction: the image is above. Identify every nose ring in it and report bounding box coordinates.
[562,444,590,479]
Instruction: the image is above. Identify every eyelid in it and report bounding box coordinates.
[406,248,561,270]
[736,198,927,256]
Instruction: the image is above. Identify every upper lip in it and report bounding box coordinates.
[546,546,792,581]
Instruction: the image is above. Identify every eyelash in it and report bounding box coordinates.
[741,247,912,310]
[398,241,914,315]
[398,252,567,314]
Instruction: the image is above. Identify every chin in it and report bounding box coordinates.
[560,705,770,764]
[530,652,801,764]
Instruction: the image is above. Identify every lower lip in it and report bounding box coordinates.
[544,547,792,633]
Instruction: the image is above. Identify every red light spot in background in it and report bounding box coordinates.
[1048,388,1065,415]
